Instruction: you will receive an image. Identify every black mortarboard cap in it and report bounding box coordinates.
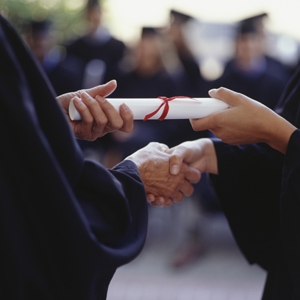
[236,12,268,35]
[241,12,268,25]
[238,20,258,35]
[29,19,52,35]
[170,9,194,24]
[86,0,101,10]
[141,26,162,37]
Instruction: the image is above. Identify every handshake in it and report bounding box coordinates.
[125,139,217,207]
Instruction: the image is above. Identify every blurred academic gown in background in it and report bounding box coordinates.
[210,64,300,298]
[108,26,185,161]
[25,19,84,96]
[66,28,126,88]
[65,1,127,163]
[168,9,209,98]
[0,15,147,300]
[211,13,290,110]
[166,9,212,146]
[65,0,126,88]
[109,25,210,165]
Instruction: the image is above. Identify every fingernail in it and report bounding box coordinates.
[147,195,154,202]
[171,165,180,175]
[81,91,89,100]
[74,97,83,105]
[105,79,116,85]
[209,89,217,94]
[155,200,162,206]
[120,103,130,113]
[95,95,106,103]
[160,144,169,152]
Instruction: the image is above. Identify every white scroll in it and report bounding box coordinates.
[69,97,229,121]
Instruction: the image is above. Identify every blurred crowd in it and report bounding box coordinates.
[17,0,299,269]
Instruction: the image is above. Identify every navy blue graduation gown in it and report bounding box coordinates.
[211,59,287,109]
[210,65,300,299]
[66,34,126,85]
[0,15,147,300]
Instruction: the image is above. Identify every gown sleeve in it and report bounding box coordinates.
[280,129,300,293]
[210,140,284,270]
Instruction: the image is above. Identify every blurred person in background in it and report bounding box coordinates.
[165,9,212,145]
[25,19,84,96]
[105,26,183,166]
[167,9,209,97]
[108,16,212,155]
[109,24,217,262]
[66,0,127,163]
[165,9,223,269]
[66,0,126,88]
[211,13,289,110]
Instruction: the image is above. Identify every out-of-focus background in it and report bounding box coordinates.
[2,0,300,298]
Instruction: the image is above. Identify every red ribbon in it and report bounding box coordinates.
[143,96,191,121]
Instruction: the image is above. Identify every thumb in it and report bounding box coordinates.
[86,80,117,98]
[169,154,183,175]
[209,87,240,107]
[168,145,193,175]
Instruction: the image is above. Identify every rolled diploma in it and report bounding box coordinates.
[69,98,229,121]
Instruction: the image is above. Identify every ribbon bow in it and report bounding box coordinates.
[144,96,191,121]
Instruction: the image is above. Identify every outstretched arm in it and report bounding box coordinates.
[190,87,296,154]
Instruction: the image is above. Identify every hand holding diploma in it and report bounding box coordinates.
[190,87,296,153]
[57,80,134,141]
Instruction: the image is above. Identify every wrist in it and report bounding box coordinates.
[202,139,218,174]
[264,114,296,154]
[124,156,142,170]
[189,138,218,174]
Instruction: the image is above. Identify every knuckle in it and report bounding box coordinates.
[174,178,182,188]
[75,130,87,141]
[97,116,108,126]
[165,200,173,207]
[218,87,226,94]
[89,101,100,110]
[75,90,84,97]
[114,119,124,129]
[89,135,97,141]
[122,125,133,133]
[79,105,88,114]
[174,194,184,203]
[186,185,194,197]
